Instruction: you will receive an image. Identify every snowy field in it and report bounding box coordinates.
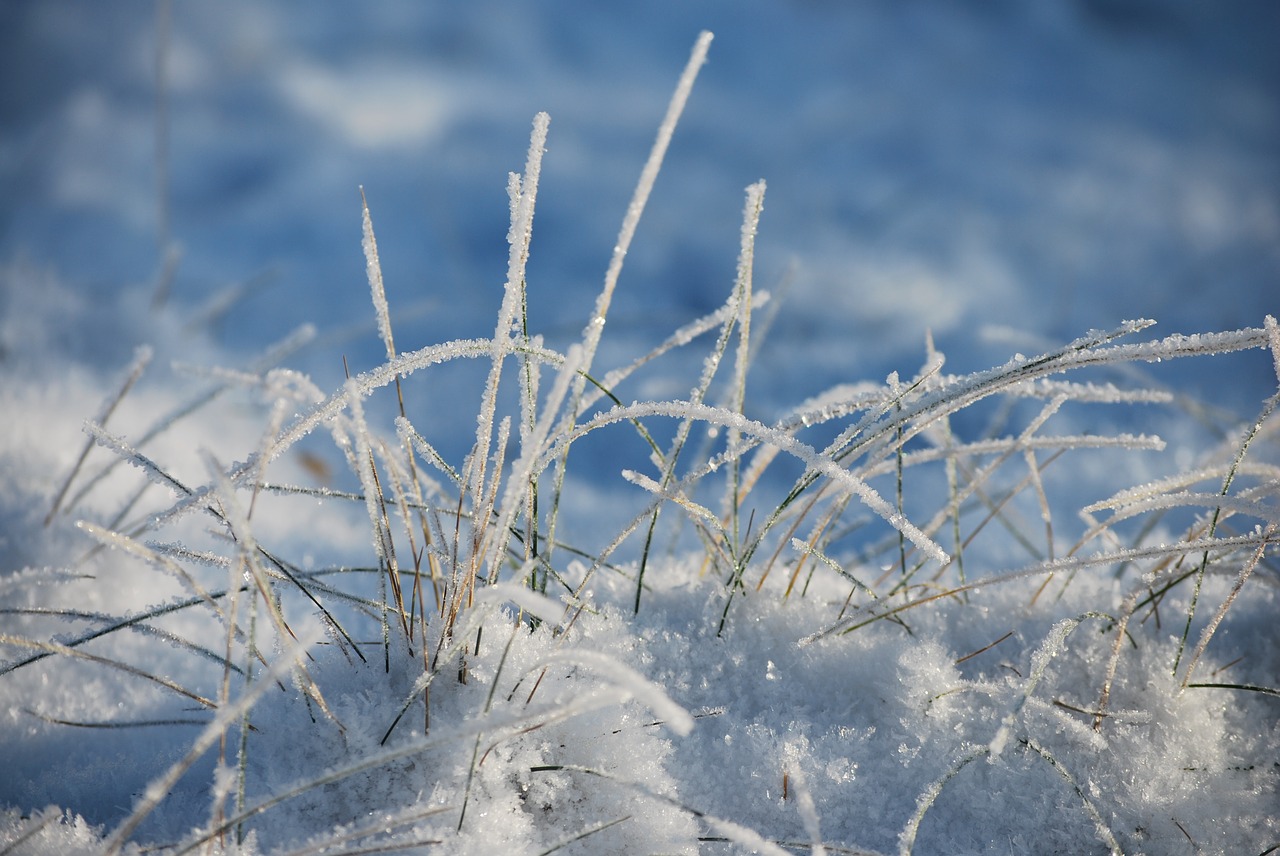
[2,2,1279,854]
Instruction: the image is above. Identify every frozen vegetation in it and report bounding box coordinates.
[2,3,1278,854]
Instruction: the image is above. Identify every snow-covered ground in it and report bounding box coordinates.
[3,2,1279,853]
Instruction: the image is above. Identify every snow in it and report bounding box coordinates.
[3,2,1280,854]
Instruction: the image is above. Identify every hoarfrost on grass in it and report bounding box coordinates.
[3,10,1280,856]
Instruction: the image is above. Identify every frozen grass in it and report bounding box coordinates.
[3,30,1280,856]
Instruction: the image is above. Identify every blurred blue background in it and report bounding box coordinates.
[3,0,1277,416]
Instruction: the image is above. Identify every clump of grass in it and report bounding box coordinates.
[6,29,1280,856]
